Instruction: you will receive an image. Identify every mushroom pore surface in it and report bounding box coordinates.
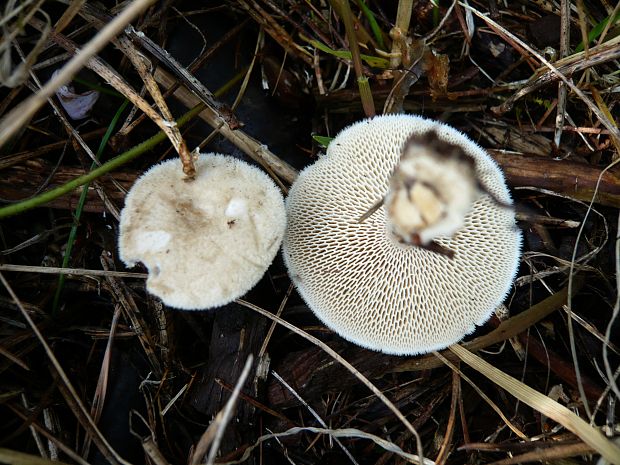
[283,115,521,355]
[119,153,286,310]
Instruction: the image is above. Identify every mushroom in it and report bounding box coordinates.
[283,115,521,355]
[119,153,286,310]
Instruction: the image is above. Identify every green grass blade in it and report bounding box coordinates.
[575,10,620,52]
[300,34,389,68]
[356,0,386,50]
[52,100,130,314]
[0,103,205,219]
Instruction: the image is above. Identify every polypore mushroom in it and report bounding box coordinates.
[119,153,286,310]
[283,115,521,355]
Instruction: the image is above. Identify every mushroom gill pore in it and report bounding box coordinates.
[282,115,522,355]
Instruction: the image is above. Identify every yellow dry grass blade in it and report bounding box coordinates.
[0,448,72,465]
[449,345,620,464]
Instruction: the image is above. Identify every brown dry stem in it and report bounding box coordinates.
[0,0,156,146]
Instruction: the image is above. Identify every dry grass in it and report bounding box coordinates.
[0,1,619,464]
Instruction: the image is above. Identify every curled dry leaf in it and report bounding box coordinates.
[53,70,100,120]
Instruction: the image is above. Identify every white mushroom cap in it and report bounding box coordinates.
[119,153,286,310]
[283,115,521,355]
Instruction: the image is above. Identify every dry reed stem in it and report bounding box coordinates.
[0,0,156,146]
[449,345,620,464]
[236,298,427,465]
[189,355,253,465]
[154,67,298,184]
[0,272,132,465]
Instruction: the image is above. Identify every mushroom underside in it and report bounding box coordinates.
[283,115,521,355]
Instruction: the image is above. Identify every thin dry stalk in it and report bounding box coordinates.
[20,395,47,459]
[154,67,298,184]
[0,264,147,278]
[0,0,49,88]
[7,405,90,465]
[602,211,620,400]
[110,18,249,138]
[82,305,122,458]
[101,255,162,377]
[0,346,29,370]
[258,283,294,358]
[190,355,254,465]
[567,157,620,419]
[597,0,620,46]
[236,0,313,66]
[220,426,436,465]
[554,0,570,148]
[433,351,529,440]
[0,0,156,146]
[449,345,620,463]
[230,29,263,112]
[487,442,594,465]
[236,299,427,465]
[53,0,86,34]
[271,371,359,465]
[0,448,72,465]
[576,0,590,58]
[116,36,194,177]
[434,370,460,465]
[0,272,132,465]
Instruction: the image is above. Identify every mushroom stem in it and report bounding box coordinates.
[179,141,196,179]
